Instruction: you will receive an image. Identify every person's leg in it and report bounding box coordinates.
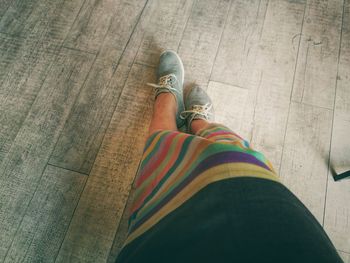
[190,119,210,134]
[148,93,177,136]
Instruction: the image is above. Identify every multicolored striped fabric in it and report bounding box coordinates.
[123,124,279,246]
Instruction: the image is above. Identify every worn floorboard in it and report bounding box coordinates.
[291,0,343,109]
[63,0,126,53]
[49,0,147,175]
[211,0,268,88]
[206,81,249,137]
[339,251,350,263]
[0,0,87,163]
[55,64,154,263]
[279,102,333,223]
[134,0,194,67]
[4,165,87,263]
[324,0,350,252]
[0,48,94,261]
[178,0,231,87]
[241,0,305,171]
[0,0,85,39]
[0,34,57,163]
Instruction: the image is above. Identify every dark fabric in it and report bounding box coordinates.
[117,177,342,263]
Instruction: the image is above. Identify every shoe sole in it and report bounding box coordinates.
[160,49,185,84]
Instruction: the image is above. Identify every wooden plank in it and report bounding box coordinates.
[0,34,57,163]
[0,0,84,40]
[241,0,306,171]
[64,0,125,53]
[49,0,193,175]
[211,0,269,88]
[206,81,249,138]
[55,64,154,263]
[0,0,14,20]
[279,102,333,223]
[291,0,343,109]
[339,251,350,263]
[0,0,40,36]
[0,0,87,163]
[134,0,194,67]
[0,48,95,260]
[107,188,136,262]
[178,0,231,87]
[324,0,350,252]
[4,165,86,262]
[49,0,147,174]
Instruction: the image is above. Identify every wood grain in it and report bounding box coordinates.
[55,64,154,263]
[324,0,350,252]
[206,81,249,138]
[178,0,231,87]
[291,0,343,109]
[211,0,269,88]
[0,48,94,260]
[241,0,306,171]
[64,0,125,53]
[339,251,350,263]
[0,0,87,163]
[0,34,57,163]
[0,0,84,40]
[4,165,86,263]
[107,187,136,262]
[0,0,14,20]
[134,0,194,67]
[280,101,333,223]
[49,0,146,174]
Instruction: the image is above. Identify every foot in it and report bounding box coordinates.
[147,50,185,128]
[180,86,214,132]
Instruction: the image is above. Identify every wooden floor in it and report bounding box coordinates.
[0,0,349,261]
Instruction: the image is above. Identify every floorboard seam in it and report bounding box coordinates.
[322,0,346,227]
[82,0,150,176]
[176,0,196,54]
[60,45,97,55]
[3,163,50,261]
[46,163,89,176]
[278,0,307,177]
[53,1,149,261]
[2,0,94,258]
[53,166,89,263]
[208,79,248,90]
[207,0,233,86]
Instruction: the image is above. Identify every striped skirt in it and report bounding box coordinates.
[117,124,342,263]
[124,123,278,246]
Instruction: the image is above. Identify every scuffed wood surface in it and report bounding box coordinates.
[49,0,147,174]
[241,0,305,171]
[4,165,86,263]
[324,0,350,253]
[291,0,343,109]
[55,64,154,263]
[178,0,231,86]
[135,0,194,67]
[0,48,94,261]
[280,102,333,223]
[206,81,249,137]
[211,0,268,88]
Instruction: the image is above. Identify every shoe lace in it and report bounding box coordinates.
[147,74,180,95]
[180,103,213,120]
